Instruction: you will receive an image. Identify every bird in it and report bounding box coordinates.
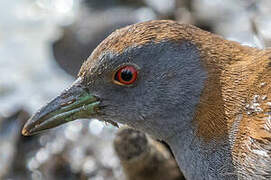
[22,20,271,179]
[114,126,184,180]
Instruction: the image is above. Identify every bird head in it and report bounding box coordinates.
[22,20,238,140]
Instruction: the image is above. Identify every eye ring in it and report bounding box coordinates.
[113,65,138,86]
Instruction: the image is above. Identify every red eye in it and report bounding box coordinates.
[114,65,138,85]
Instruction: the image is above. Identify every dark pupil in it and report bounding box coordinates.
[121,69,133,82]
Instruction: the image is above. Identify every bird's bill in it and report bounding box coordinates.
[21,78,100,136]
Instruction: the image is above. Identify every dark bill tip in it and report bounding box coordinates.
[22,78,100,136]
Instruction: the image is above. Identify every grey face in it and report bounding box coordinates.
[83,41,207,139]
[22,40,207,141]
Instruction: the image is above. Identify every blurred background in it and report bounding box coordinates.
[0,0,271,179]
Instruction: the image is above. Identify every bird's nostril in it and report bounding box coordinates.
[60,99,76,107]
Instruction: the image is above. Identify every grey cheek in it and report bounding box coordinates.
[123,42,207,139]
[94,41,207,140]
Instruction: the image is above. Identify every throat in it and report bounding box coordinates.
[166,129,237,179]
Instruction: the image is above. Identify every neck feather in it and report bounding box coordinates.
[189,32,263,141]
[166,129,237,179]
[164,35,271,179]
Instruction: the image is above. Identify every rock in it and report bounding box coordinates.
[114,127,185,180]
